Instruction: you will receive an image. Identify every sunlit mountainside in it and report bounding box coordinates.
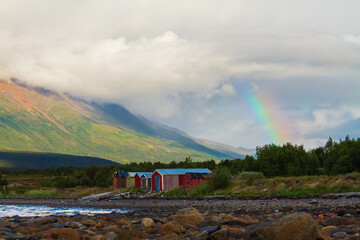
[0,80,248,163]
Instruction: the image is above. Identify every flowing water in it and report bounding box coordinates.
[0,205,127,217]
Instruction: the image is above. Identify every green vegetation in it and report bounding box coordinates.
[0,81,238,164]
[218,136,360,177]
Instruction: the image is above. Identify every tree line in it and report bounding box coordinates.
[0,135,358,188]
[219,135,360,177]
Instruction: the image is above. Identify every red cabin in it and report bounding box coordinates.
[134,172,153,189]
[151,169,212,192]
[183,172,209,190]
[135,173,141,189]
[112,170,128,189]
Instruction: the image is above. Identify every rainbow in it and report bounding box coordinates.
[246,93,283,145]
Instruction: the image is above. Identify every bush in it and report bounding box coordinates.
[236,171,265,180]
[208,167,231,190]
[189,182,211,196]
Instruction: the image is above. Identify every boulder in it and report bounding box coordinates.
[141,218,155,228]
[32,217,57,225]
[81,218,97,227]
[158,232,179,240]
[90,234,104,240]
[15,226,38,235]
[211,228,229,240]
[35,228,82,240]
[321,226,337,233]
[245,213,318,240]
[322,217,360,226]
[104,231,118,240]
[161,221,185,235]
[172,208,204,225]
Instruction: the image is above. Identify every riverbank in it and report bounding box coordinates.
[0,196,360,239]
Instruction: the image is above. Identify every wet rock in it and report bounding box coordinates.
[199,219,221,227]
[32,216,57,225]
[211,228,229,240]
[223,217,258,226]
[141,217,154,228]
[85,229,97,235]
[219,213,236,221]
[195,231,209,240]
[245,213,318,240]
[103,224,122,233]
[227,226,245,235]
[35,228,82,240]
[158,232,179,240]
[64,221,84,228]
[52,222,64,228]
[211,215,222,222]
[347,236,360,240]
[161,221,185,235]
[202,225,219,234]
[15,226,38,235]
[90,234,104,240]
[3,232,15,237]
[146,222,161,234]
[332,232,346,238]
[81,218,97,227]
[172,207,204,225]
[321,226,337,233]
[104,231,118,240]
[322,217,360,226]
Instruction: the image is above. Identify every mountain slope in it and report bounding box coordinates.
[0,80,241,163]
[195,139,249,158]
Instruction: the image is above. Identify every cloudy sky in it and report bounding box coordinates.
[1,0,359,149]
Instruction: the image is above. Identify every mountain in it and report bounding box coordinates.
[0,151,119,169]
[237,147,256,155]
[0,80,242,163]
[195,139,248,158]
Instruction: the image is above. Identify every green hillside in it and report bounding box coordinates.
[0,80,241,163]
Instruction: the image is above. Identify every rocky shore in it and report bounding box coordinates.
[0,196,360,239]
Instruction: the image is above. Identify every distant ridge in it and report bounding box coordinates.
[0,151,119,169]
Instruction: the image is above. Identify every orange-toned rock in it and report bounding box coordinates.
[35,228,82,240]
[228,227,245,235]
[161,221,185,235]
[172,208,204,225]
[15,226,38,235]
[158,232,179,240]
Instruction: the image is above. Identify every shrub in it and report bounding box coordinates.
[208,167,231,190]
[189,182,211,196]
[236,171,265,180]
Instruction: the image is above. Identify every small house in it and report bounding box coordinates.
[112,170,129,189]
[134,172,153,189]
[151,169,212,192]
[183,172,210,190]
[126,172,137,189]
[140,173,152,189]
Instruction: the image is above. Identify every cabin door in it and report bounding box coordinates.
[155,176,160,192]
[141,178,146,188]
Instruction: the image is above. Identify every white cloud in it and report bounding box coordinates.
[1,0,360,148]
[344,35,360,44]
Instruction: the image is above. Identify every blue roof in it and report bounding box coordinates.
[117,170,129,178]
[153,168,212,175]
[141,173,152,178]
[127,171,153,178]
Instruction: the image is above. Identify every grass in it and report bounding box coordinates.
[1,172,360,198]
